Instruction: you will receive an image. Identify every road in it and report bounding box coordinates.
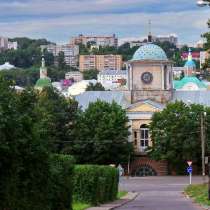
[116,176,205,210]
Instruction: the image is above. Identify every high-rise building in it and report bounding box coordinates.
[153,34,178,46]
[70,34,118,48]
[41,44,79,68]
[79,54,122,72]
[0,37,8,51]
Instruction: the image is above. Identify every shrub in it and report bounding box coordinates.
[49,154,75,210]
[73,165,119,205]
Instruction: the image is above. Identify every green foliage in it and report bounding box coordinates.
[185,184,210,206]
[69,100,133,165]
[50,154,75,210]
[0,79,51,210]
[150,101,210,174]
[36,87,78,152]
[86,82,105,91]
[0,37,54,68]
[73,165,119,205]
[83,69,99,80]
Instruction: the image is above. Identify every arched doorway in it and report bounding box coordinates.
[133,165,157,177]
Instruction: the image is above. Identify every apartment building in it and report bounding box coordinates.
[79,54,122,72]
[70,34,118,48]
[0,37,18,51]
[41,44,79,67]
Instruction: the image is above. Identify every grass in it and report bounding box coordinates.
[185,184,210,206]
[117,191,128,199]
[72,202,91,210]
[72,191,127,210]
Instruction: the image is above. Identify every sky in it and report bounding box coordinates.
[0,0,210,45]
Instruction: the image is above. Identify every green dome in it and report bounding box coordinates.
[35,78,52,88]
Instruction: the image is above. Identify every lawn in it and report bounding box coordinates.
[73,191,128,210]
[73,202,91,210]
[185,184,210,206]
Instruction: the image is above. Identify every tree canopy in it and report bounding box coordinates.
[150,101,210,174]
[86,82,105,91]
[68,100,133,165]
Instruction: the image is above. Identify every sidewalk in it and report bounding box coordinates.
[86,192,138,210]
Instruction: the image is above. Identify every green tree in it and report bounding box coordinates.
[0,79,51,210]
[36,87,78,152]
[150,101,210,174]
[83,69,99,80]
[57,51,66,70]
[86,82,105,91]
[69,100,133,165]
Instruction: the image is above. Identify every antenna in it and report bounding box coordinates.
[148,19,152,43]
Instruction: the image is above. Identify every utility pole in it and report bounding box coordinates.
[201,112,206,179]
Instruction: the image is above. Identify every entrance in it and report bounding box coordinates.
[133,165,157,177]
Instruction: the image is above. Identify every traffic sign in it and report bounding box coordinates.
[187,166,192,174]
[187,161,192,166]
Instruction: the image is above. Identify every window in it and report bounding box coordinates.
[134,131,137,146]
[140,124,149,151]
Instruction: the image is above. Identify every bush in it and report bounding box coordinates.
[50,154,75,210]
[73,165,119,205]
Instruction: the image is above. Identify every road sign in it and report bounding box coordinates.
[187,161,192,166]
[187,166,192,174]
[187,166,193,185]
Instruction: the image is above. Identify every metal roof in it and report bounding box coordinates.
[173,91,210,106]
[75,91,130,110]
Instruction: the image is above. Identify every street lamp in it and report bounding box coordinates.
[197,0,210,7]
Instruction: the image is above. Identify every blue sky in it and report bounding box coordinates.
[0,0,209,45]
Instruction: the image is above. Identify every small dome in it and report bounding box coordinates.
[35,78,52,88]
[132,44,168,61]
[184,60,196,69]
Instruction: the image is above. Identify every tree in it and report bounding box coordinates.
[0,79,51,210]
[149,101,210,174]
[86,82,105,91]
[69,100,133,165]
[57,51,66,70]
[83,69,99,80]
[36,87,78,152]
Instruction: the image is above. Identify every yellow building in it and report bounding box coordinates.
[79,54,122,72]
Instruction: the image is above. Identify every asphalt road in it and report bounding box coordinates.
[116,176,205,210]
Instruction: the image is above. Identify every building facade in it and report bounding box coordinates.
[41,44,79,67]
[70,34,118,48]
[65,71,83,82]
[79,54,122,72]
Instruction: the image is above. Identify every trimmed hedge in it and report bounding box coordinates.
[50,154,75,210]
[73,165,119,205]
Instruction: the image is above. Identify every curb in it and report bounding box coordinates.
[86,192,139,210]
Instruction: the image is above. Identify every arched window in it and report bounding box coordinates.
[140,124,149,152]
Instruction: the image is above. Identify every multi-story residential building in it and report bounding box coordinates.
[200,51,210,68]
[65,71,83,82]
[79,54,122,72]
[8,41,18,50]
[70,34,118,48]
[0,37,18,51]
[153,34,178,46]
[41,44,79,67]
[0,37,8,51]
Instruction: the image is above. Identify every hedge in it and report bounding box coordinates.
[49,154,75,210]
[73,165,119,205]
[0,154,75,210]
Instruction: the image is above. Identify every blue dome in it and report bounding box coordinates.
[184,60,196,68]
[132,44,168,61]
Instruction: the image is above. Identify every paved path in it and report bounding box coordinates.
[116,176,205,210]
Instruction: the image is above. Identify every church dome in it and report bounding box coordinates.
[132,43,168,61]
[35,77,52,89]
[184,48,196,69]
[184,60,196,68]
